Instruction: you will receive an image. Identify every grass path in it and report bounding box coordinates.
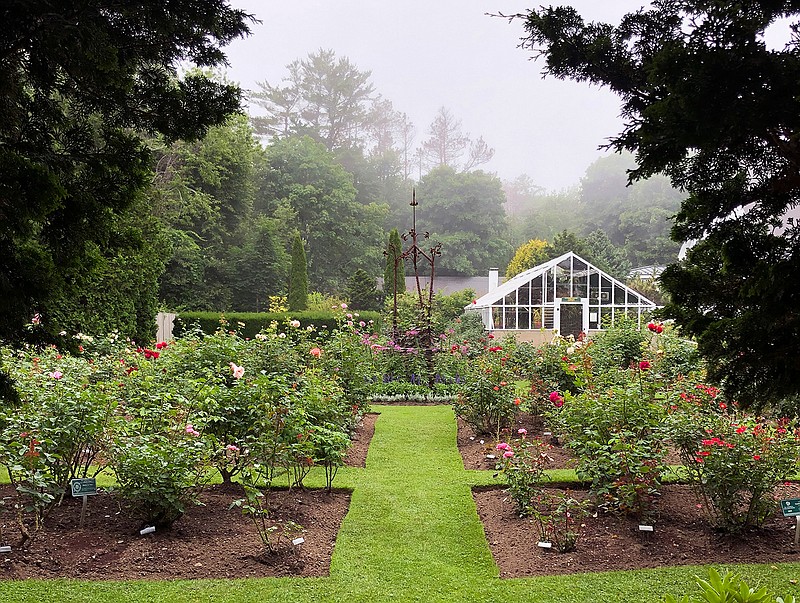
[2,405,799,602]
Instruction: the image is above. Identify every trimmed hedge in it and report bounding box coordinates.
[173,311,382,339]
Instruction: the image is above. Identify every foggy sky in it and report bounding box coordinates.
[222,1,647,191]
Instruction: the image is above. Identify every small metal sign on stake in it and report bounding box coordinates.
[780,498,800,547]
[70,478,97,529]
[0,546,11,554]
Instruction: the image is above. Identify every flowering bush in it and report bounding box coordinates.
[0,344,121,541]
[553,362,670,518]
[670,402,799,531]
[494,433,552,516]
[522,335,584,405]
[455,344,521,437]
[109,429,211,529]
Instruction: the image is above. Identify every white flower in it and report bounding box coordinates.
[278,332,286,338]
[289,319,301,328]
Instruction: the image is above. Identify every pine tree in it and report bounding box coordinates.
[288,233,308,311]
[383,228,406,297]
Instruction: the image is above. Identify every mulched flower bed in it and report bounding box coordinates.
[0,413,380,581]
[475,483,800,577]
[458,412,800,577]
[457,413,575,472]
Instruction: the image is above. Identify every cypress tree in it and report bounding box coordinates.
[288,233,308,311]
[384,228,406,297]
[346,269,379,311]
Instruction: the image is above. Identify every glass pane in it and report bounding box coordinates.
[504,291,516,306]
[518,282,531,306]
[600,307,613,328]
[588,307,600,330]
[492,306,503,329]
[517,308,530,330]
[555,264,571,297]
[600,276,613,305]
[531,307,543,329]
[531,275,543,304]
[614,284,626,305]
[504,307,517,329]
[543,307,555,329]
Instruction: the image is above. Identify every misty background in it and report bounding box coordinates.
[224,0,641,191]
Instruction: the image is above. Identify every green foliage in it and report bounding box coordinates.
[173,311,382,340]
[251,49,376,151]
[347,269,380,311]
[529,490,591,553]
[590,315,648,374]
[417,166,513,275]
[549,340,670,518]
[260,136,387,292]
[109,430,210,529]
[520,3,800,402]
[665,568,792,603]
[288,233,309,311]
[669,389,799,531]
[384,228,407,296]
[0,344,122,540]
[455,346,520,437]
[1,3,251,343]
[155,114,291,313]
[506,239,549,278]
[495,436,552,516]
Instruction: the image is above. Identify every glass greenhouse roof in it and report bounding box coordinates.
[465,252,657,336]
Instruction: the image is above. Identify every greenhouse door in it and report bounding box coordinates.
[555,298,588,338]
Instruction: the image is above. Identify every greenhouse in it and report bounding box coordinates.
[465,252,658,344]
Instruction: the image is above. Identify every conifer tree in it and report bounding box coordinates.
[288,233,308,311]
[384,228,406,297]
[346,269,379,311]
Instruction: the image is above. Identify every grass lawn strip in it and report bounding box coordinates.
[2,405,800,602]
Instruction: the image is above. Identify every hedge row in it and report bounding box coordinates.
[173,311,383,339]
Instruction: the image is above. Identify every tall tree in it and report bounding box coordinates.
[519,2,800,403]
[0,1,252,342]
[384,228,407,296]
[419,107,494,172]
[153,113,268,311]
[506,239,549,278]
[346,269,379,311]
[288,233,308,311]
[252,49,376,151]
[259,136,386,292]
[417,166,512,275]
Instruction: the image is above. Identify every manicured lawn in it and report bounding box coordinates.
[2,405,799,602]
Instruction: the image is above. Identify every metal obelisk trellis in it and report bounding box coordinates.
[387,189,442,388]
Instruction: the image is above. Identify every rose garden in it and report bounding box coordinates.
[1,307,799,603]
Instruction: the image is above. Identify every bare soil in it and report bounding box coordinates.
[1,411,796,581]
[457,413,575,472]
[0,413,379,581]
[458,412,800,577]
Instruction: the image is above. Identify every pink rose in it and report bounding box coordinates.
[229,362,245,379]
